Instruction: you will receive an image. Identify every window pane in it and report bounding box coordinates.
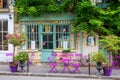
[0,21,2,31]
[42,24,53,32]
[3,20,8,31]
[43,35,47,42]
[43,34,53,49]
[48,35,53,42]
[0,20,8,50]
[43,43,47,49]
[56,24,70,49]
[3,32,7,41]
[3,0,8,8]
[48,43,53,49]
[0,32,2,44]
[26,24,39,49]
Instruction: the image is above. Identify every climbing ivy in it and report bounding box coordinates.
[15,0,120,36]
[15,0,78,18]
[73,0,120,36]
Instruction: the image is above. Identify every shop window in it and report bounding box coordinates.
[26,24,39,50]
[56,24,70,49]
[0,19,8,50]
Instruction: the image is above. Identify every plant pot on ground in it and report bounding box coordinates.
[103,66,112,76]
[102,58,113,76]
[9,61,18,72]
[91,50,107,75]
[5,32,27,72]
[15,51,29,72]
[99,35,120,76]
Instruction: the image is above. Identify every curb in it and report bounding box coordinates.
[0,72,120,79]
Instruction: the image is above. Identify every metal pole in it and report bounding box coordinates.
[27,59,29,72]
[88,54,90,75]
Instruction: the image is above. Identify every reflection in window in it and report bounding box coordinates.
[0,20,8,50]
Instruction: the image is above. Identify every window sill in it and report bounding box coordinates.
[19,49,40,52]
[0,8,9,12]
[54,49,76,53]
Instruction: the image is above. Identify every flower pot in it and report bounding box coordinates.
[9,62,18,72]
[103,67,112,76]
[96,62,103,75]
[19,61,25,72]
[10,65,18,72]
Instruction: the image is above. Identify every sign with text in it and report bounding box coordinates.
[31,40,35,50]
[6,53,13,62]
[0,53,13,62]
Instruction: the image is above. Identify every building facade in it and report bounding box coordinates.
[0,0,109,63]
[18,13,98,63]
[0,0,14,62]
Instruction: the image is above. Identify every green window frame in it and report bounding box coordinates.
[24,22,71,50]
[42,24,54,49]
[26,24,39,49]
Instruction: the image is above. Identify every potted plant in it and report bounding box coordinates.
[15,51,29,71]
[99,35,120,76]
[5,32,26,72]
[91,50,107,75]
[62,48,71,54]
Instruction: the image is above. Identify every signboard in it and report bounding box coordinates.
[6,53,13,62]
[0,0,3,8]
[31,40,35,50]
[0,53,13,62]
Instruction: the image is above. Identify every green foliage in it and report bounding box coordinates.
[73,1,105,35]
[15,0,78,18]
[91,50,107,63]
[62,49,71,53]
[99,35,120,52]
[14,0,120,36]
[99,35,120,68]
[73,0,120,36]
[15,52,29,62]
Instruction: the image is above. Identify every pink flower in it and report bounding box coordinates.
[5,34,10,39]
[14,32,19,39]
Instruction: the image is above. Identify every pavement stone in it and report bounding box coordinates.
[0,63,120,79]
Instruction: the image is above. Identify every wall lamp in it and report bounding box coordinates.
[9,14,12,19]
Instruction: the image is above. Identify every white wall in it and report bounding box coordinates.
[82,33,99,56]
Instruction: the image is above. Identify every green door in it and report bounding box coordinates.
[41,24,55,62]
